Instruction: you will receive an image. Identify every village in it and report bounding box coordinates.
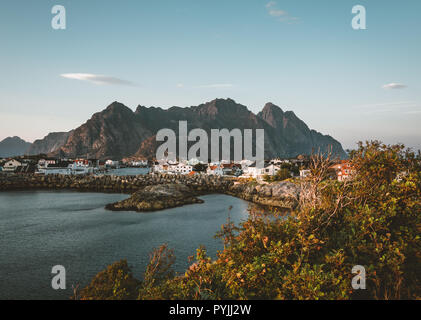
[0,153,354,182]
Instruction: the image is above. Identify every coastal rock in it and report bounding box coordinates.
[105,183,204,212]
[228,180,299,209]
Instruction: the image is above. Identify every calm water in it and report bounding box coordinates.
[105,167,149,176]
[0,191,249,300]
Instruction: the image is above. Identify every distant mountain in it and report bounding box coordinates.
[0,136,32,158]
[51,103,153,159]
[33,98,347,160]
[28,131,73,155]
[257,103,346,158]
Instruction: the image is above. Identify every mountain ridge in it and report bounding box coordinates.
[7,99,347,160]
[0,136,32,158]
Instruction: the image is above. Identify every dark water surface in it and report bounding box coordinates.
[0,191,249,299]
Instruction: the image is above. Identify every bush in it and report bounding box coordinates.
[81,141,421,300]
[79,260,140,300]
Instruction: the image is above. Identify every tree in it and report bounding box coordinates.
[193,163,208,172]
[79,260,139,300]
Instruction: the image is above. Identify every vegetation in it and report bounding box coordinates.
[193,163,208,172]
[264,168,291,182]
[78,141,421,300]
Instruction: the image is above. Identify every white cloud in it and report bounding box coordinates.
[60,73,136,86]
[382,83,407,90]
[176,83,184,88]
[265,1,276,8]
[268,9,287,17]
[265,2,299,24]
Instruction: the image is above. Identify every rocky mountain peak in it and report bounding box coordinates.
[14,99,347,160]
[259,103,285,127]
[104,101,133,114]
[0,136,32,158]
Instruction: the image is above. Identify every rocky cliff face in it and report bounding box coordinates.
[257,103,347,158]
[28,131,73,155]
[31,98,346,159]
[51,102,153,159]
[0,136,32,157]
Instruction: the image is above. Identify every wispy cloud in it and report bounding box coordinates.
[268,9,287,17]
[382,83,407,90]
[265,1,276,8]
[60,73,136,86]
[265,1,299,24]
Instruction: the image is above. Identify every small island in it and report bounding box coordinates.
[105,183,204,212]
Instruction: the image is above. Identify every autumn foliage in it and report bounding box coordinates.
[79,141,421,300]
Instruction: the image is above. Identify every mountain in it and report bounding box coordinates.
[28,131,73,155]
[257,103,346,157]
[0,136,32,158]
[35,99,347,160]
[51,102,153,159]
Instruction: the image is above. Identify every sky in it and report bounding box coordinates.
[0,0,420,150]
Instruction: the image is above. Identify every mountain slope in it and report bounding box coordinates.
[0,136,32,158]
[36,99,346,160]
[52,102,153,159]
[28,131,73,155]
[257,103,347,158]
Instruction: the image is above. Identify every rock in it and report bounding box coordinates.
[105,183,204,212]
[228,180,299,209]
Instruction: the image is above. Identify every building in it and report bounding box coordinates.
[172,163,193,174]
[242,163,281,179]
[207,164,224,176]
[2,159,22,172]
[38,158,57,168]
[152,160,193,175]
[130,160,148,167]
[262,164,281,176]
[300,169,311,178]
[38,161,73,175]
[329,161,354,181]
[105,160,120,169]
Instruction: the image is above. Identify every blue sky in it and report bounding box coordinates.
[0,0,420,150]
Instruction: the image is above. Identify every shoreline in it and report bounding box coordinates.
[0,173,299,211]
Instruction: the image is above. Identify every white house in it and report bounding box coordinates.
[242,163,261,178]
[243,163,280,179]
[131,160,148,167]
[152,161,192,174]
[188,158,201,166]
[105,160,119,168]
[300,169,311,178]
[172,163,193,174]
[207,164,224,176]
[152,160,169,173]
[262,164,281,176]
[38,158,57,168]
[2,159,22,172]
